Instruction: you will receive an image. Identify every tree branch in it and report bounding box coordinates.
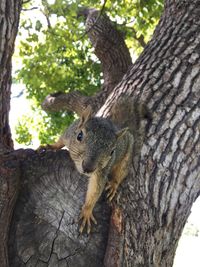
[41,7,132,115]
[132,27,146,48]
[77,0,108,40]
[41,9,52,28]
[78,7,132,89]
[22,0,31,4]
[22,7,38,11]
[41,91,91,116]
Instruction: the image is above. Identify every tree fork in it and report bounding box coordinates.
[0,0,200,266]
[41,7,133,115]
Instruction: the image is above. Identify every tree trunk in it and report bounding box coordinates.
[102,1,200,265]
[0,0,22,149]
[0,0,200,267]
[0,1,22,266]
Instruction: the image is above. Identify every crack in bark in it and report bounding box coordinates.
[41,210,65,264]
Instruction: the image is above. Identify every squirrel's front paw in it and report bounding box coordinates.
[105,181,118,202]
[79,206,97,234]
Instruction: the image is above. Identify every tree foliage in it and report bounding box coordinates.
[15,0,163,145]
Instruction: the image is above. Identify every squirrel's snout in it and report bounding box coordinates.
[82,160,95,174]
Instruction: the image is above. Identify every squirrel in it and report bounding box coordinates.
[41,98,151,234]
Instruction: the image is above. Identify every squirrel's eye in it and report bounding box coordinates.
[77,130,83,142]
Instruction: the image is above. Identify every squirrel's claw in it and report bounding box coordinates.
[79,217,87,234]
[107,190,116,202]
[105,181,118,201]
[79,207,97,234]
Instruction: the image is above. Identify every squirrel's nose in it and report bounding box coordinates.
[82,160,95,174]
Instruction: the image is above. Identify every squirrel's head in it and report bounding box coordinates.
[68,106,128,176]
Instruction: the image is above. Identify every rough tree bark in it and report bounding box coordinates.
[0,1,22,266]
[0,0,21,149]
[0,0,200,267]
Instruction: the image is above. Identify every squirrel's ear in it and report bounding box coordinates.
[116,127,128,139]
[78,105,92,128]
